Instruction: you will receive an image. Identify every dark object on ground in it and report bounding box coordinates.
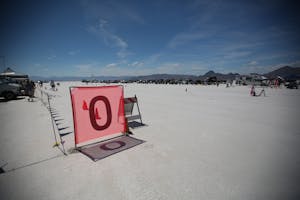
[285,81,298,89]
[79,135,144,161]
[205,76,217,85]
[128,121,146,129]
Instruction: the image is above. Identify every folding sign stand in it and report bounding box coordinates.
[70,86,144,161]
[124,95,143,124]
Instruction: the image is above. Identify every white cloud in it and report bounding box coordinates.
[47,55,56,60]
[153,62,208,75]
[76,64,92,70]
[155,63,182,73]
[130,61,144,67]
[42,68,49,72]
[68,50,80,56]
[99,19,107,28]
[81,0,144,25]
[144,53,163,64]
[30,63,49,74]
[75,63,95,75]
[168,32,209,48]
[87,19,130,58]
[249,61,257,65]
[223,42,263,52]
[105,63,118,68]
[109,1,145,24]
[117,48,132,58]
[223,51,252,59]
[106,32,128,49]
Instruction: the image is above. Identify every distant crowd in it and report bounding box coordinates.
[81,77,298,89]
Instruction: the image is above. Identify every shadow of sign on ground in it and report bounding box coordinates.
[79,135,145,161]
[128,121,147,129]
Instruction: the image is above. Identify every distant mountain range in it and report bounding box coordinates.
[131,74,197,81]
[30,66,300,81]
[201,71,240,81]
[263,66,300,80]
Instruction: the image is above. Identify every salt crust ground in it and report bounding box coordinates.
[0,82,300,200]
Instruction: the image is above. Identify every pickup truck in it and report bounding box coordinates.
[0,79,24,100]
[285,81,298,89]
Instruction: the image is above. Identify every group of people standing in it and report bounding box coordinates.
[21,79,36,101]
[22,79,57,101]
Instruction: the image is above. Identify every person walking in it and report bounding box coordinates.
[50,80,56,91]
[250,85,256,96]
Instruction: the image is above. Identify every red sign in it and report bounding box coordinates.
[70,86,126,145]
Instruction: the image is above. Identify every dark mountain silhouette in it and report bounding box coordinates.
[200,70,240,81]
[131,74,197,80]
[264,66,300,80]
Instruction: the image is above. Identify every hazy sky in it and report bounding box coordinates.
[1,0,299,77]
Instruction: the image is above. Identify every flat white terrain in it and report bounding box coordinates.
[0,82,299,200]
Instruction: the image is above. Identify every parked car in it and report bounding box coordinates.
[0,79,24,100]
[285,81,298,89]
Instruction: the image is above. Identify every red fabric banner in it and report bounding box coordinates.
[70,86,125,145]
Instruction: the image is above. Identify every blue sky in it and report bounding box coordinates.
[1,0,299,77]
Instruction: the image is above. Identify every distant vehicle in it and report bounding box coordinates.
[205,76,217,85]
[0,79,24,100]
[285,81,298,89]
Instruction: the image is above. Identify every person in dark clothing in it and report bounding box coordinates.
[50,80,56,91]
[250,85,256,96]
[26,80,35,101]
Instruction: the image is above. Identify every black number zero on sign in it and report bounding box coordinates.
[89,96,112,130]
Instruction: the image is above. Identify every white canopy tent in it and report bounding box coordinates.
[0,67,29,81]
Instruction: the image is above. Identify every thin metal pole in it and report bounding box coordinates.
[135,95,143,124]
[69,87,77,149]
